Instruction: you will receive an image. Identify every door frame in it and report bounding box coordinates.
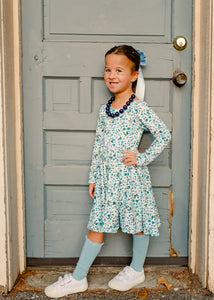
[0,0,25,292]
[189,0,214,291]
[0,0,214,293]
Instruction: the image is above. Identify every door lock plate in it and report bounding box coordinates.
[173,71,187,87]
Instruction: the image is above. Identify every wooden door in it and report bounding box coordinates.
[22,0,192,262]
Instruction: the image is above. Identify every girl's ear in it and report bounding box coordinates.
[132,71,139,82]
[131,71,139,92]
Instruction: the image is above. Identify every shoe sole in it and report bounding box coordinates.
[108,275,145,291]
[45,283,88,298]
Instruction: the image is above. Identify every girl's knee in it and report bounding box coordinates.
[88,230,104,243]
[135,231,144,235]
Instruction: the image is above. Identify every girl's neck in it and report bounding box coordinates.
[114,90,134,102]
[111,91,136,109]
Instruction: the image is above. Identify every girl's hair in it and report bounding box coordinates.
[105,45,140,71]
[105,45,140,90]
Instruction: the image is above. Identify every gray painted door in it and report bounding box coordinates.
[22,0,192,259]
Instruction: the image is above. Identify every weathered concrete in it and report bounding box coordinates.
[12,266,191,291]
[1,266,213,299]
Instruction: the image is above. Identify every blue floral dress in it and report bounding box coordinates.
[88,100,171,236]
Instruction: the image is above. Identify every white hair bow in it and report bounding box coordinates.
[135,50,146,101]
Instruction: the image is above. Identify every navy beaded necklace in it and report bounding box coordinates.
[106,94,136,118]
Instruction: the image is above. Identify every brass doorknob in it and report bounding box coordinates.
[173,36,187,51]
[173,71,187,87]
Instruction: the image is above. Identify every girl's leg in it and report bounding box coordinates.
[108,232,149,291]
[45,231,104,298]
[72,230,104,280]
[88,230,104,243]
[130,232,149,271]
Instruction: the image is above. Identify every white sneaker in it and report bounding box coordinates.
[108,266,145,291]
[44,273,88,298]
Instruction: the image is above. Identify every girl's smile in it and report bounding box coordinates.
[104,54,138,100]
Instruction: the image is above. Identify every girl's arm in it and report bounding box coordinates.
[88,108,104,183]
[136,101,171,166]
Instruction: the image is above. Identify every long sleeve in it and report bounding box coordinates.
[88,109,104,183]
[136,101,171,166]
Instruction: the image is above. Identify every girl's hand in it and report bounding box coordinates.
[122,150,138,166]
[89,183,95,199]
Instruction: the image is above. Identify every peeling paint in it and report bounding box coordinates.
[168,189,179,257]
[170,247,179,257]
[169,189,175,218]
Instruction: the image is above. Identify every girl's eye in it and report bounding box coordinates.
[105,69,111,73]
[116,69,122,73]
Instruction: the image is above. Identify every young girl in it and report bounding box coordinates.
[45,45,171,298]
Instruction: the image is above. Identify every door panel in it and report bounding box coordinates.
[43,43,173,77]
[22,0,192,259]
[44,0,171,42]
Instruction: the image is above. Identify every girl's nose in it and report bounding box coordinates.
[109,71,116,79]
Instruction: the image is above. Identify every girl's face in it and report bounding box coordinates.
[104,54,138,96]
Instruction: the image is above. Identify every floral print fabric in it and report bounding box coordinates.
[88,100,171,236]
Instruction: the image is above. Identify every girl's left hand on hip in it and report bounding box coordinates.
[122,149,138,166]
